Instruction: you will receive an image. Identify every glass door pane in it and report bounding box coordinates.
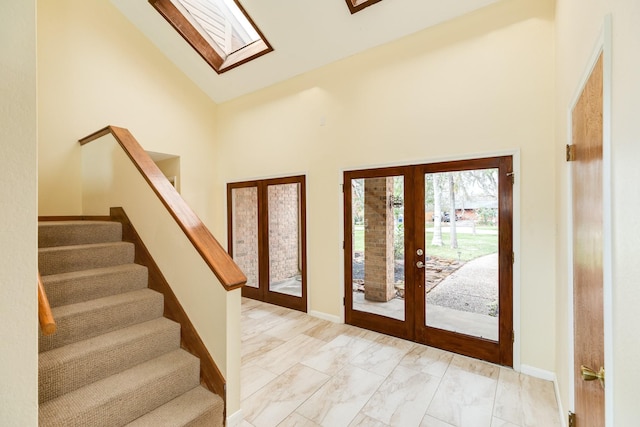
[267,183,302,297]
[350,175,405,321]
[230,186,259,289]
[229,176,307,312]
[424,169,499,341]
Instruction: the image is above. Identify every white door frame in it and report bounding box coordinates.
[566,14,613,427]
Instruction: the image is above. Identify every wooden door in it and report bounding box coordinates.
[344,166,414,340]
[415,157,513,366]
[343,157,513,366]
[571,54,605,426]
[228,176,307,312]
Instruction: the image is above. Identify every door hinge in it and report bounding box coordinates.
[568,411,576,427]
[566,144,576,162]
[343,241,345,249]
[512,252,515,264]
[343,297,346,306]
[506,171,515,184]
[512,330,515,343]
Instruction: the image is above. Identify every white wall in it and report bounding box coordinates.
[216,0,557,372]
[555,0,640,423]
[37,0,219,226]
[0,1,38,425]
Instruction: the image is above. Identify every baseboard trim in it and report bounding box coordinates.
[554,375,567,427]
[520,365,566,427]
[226,409,243,427]
[309,310,341,323]
[519,364,555,381]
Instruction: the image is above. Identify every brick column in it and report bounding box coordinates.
[268,183,300,283]
[364,177,395,302]
[232,187,259,288]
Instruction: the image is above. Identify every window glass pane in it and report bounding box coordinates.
[231,187,259,288]
[268,183,302,297]
[173,0,260,56]
[424,169,499,340]
[351,176,405,321]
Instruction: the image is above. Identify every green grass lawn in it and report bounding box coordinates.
[352,226,497,262]
[424,230,497,261]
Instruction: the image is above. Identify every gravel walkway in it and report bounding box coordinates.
[351,253,498,316]
[427,253,498,316]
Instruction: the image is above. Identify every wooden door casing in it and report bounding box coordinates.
[572,53,605,427]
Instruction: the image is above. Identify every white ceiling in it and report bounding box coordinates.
[111,0,502,104]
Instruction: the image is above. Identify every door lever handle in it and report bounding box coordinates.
[580,365,605,388]
[416,261,425,269]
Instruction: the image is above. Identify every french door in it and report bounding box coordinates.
[228,176,307,312]
[344,157,513,365]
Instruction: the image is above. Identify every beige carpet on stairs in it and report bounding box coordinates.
[38,220,224,427]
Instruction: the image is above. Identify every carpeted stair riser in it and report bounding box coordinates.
[42,264,148,308]
[38,221,123,248]
[125,386,224,427]
[39,242,135,276]
[39,349,201,427]
[39,317,181,404]
[38,220,224,426]
[39,289,164,352]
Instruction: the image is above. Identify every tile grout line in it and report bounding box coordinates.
[241,299,559,427]
[283,363,332,425]
[488,367,502,427]
[421,351,456,426]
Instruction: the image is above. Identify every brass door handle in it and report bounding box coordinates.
[581,365,605,388]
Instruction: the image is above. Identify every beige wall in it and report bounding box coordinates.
[30,0,640,421]
[155,157,181,193]
[37,0,219,225]
[0,0,38,425]
[81,134,242,414]
[216,0,557,371]
[555,0,640,424]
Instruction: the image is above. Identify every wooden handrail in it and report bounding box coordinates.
[38,273,56,335]
[79,126,247,291]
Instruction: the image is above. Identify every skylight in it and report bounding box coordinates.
[150,0,272,73]
[345,0,384,14]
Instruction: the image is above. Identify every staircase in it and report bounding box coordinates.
[38,220,224,426]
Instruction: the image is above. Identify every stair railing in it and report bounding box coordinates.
[38,272,56,335]
[78,125,246,410]
[79,126,246,290]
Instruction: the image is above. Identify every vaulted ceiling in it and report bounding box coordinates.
[110,0,502,103]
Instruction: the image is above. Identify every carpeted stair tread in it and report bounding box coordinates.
[39,241,135,275]
[38,220,122,248]
[39,289,164,352]
[126,386,224,427]
[38,219,226,426]
[42,264,148,308]
[39,349,201,427]
[39,317,181,404]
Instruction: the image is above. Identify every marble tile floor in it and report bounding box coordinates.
[240,298,561,427]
